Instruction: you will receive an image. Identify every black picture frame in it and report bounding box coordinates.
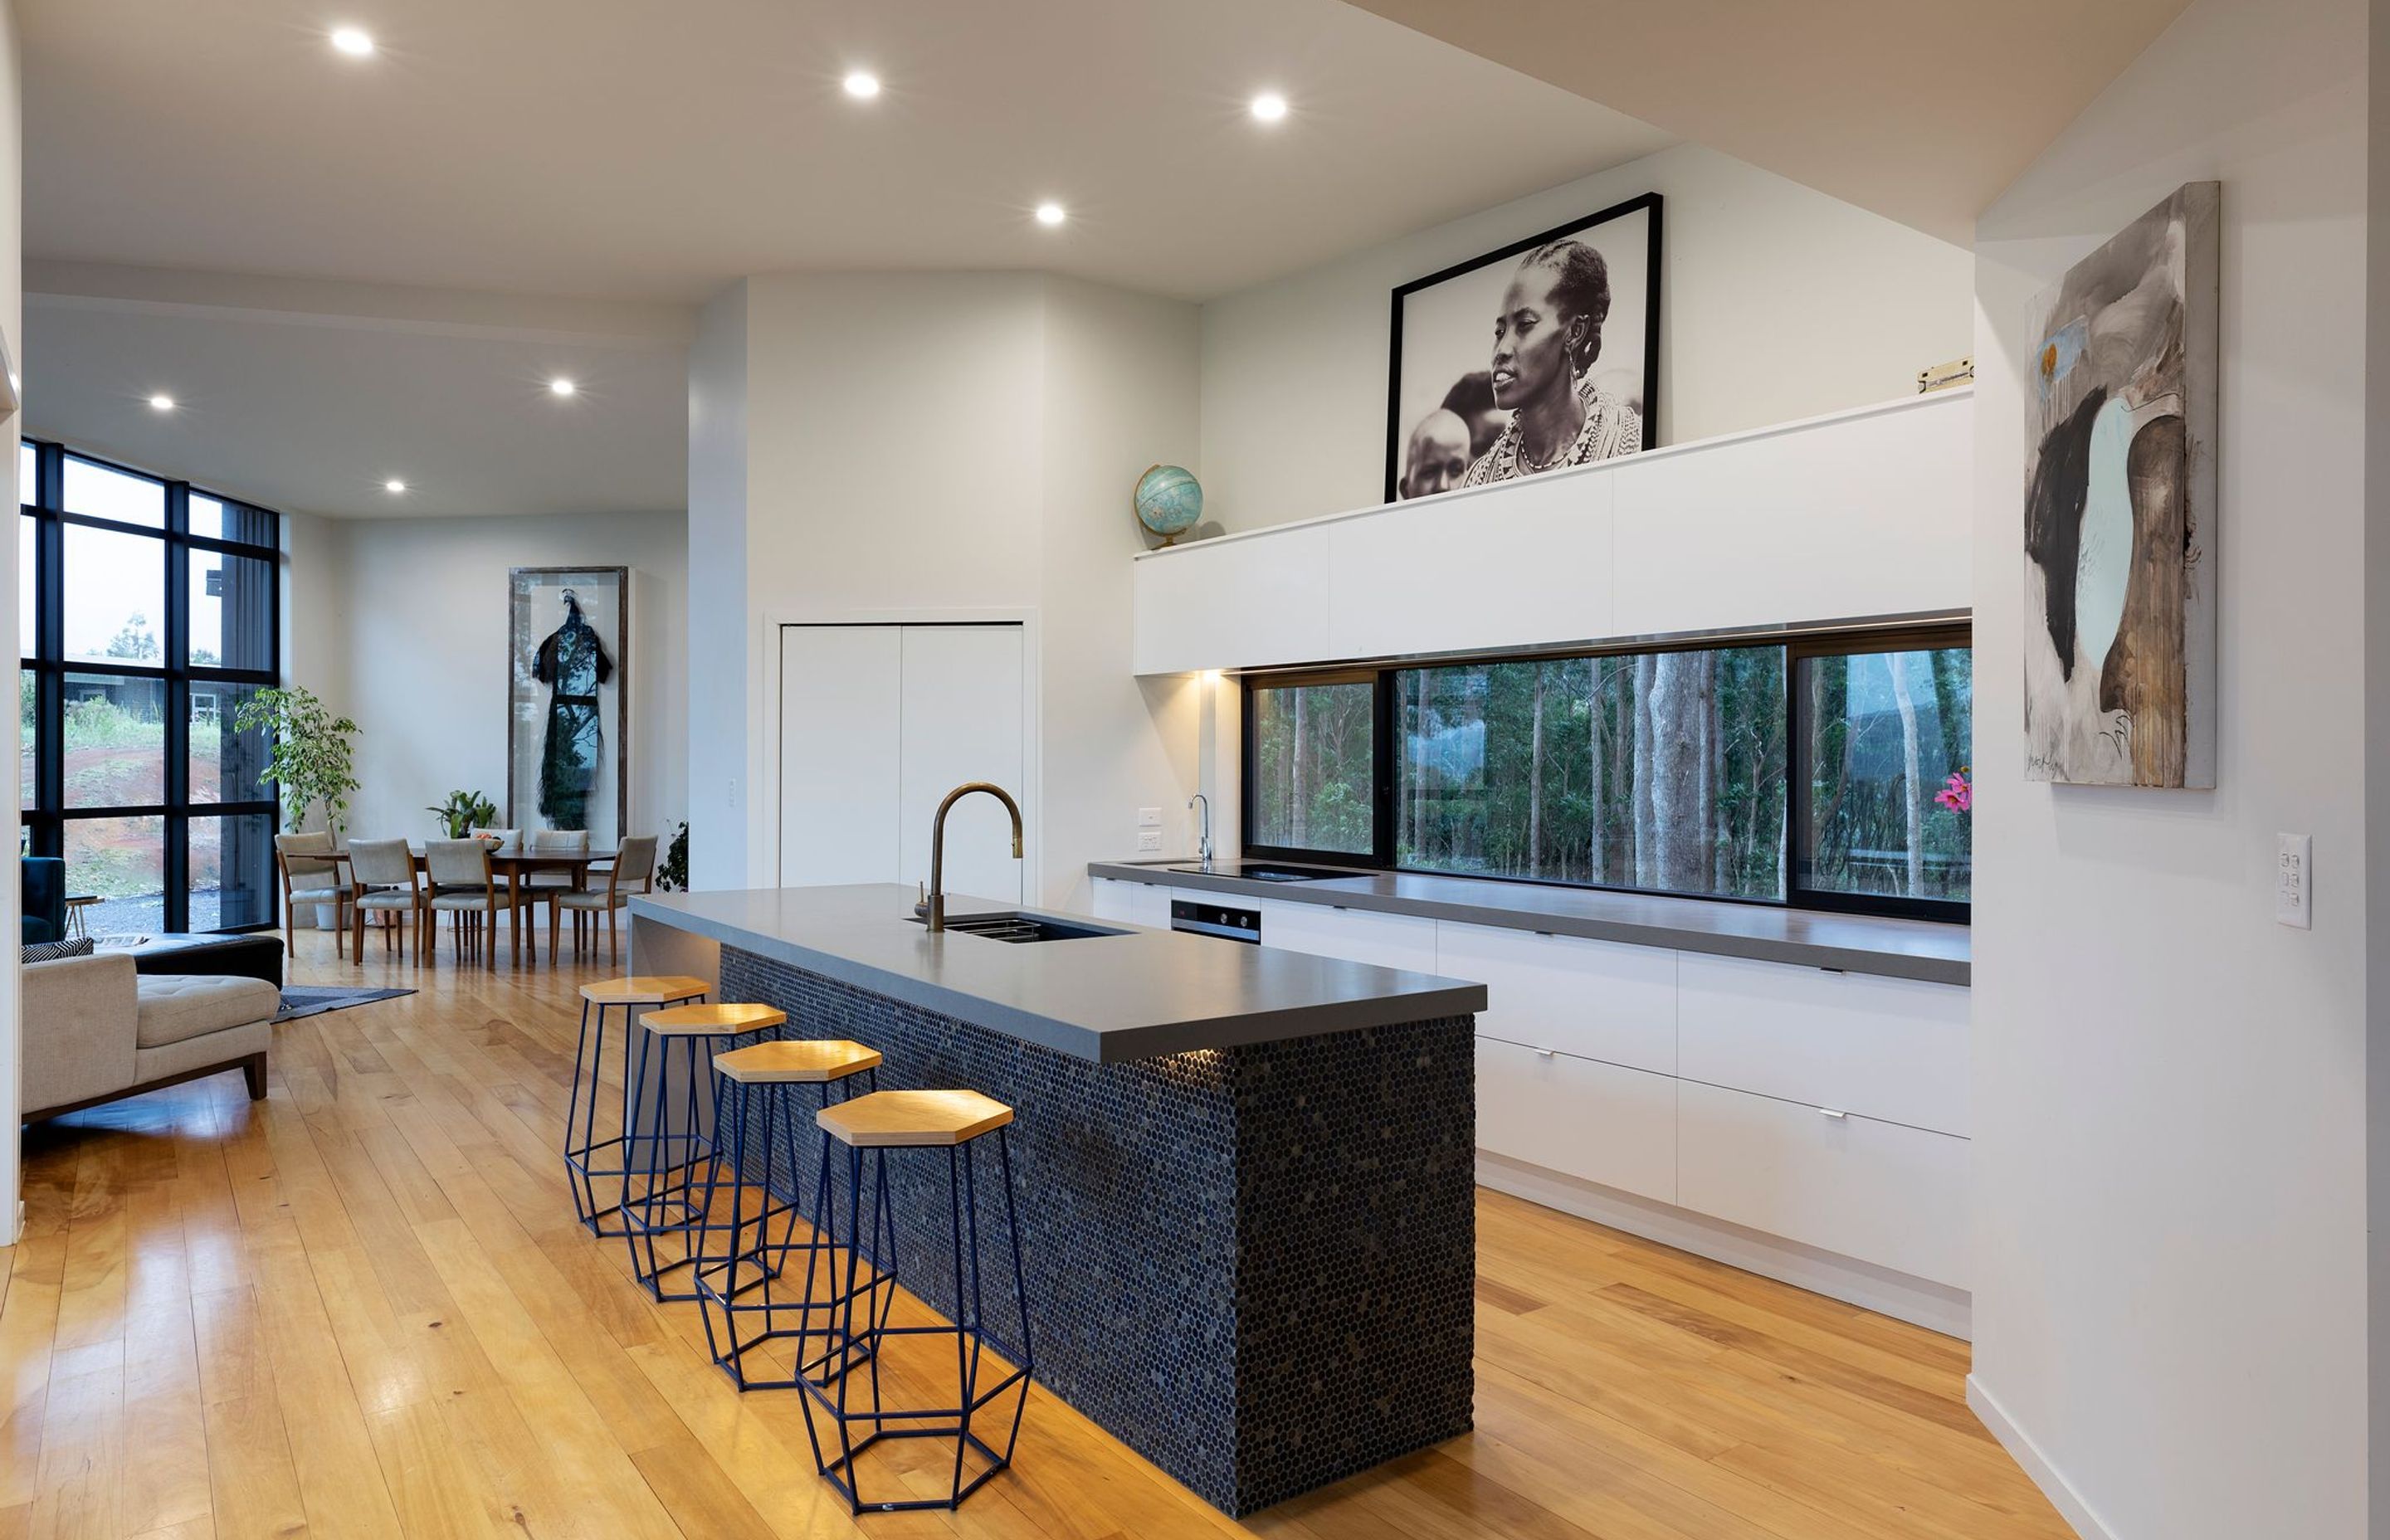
[1383,191,1663,504]
[505,565,630,845]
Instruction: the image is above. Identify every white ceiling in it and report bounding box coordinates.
[1340,0,2191,245]
[23,265,690,519]
[22,0,1673,305]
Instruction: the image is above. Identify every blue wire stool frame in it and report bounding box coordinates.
[692,1062,887,1389]
[563,984,707,1237]
[618,1016,782,1303]
[797,1124,1035,1514]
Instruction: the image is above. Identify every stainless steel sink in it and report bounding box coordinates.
[910,911,1130,943]
[1160,862,1352,882]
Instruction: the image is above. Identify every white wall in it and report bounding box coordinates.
[685,282,748,891]
[1968,1,2370,1535]
[0,0,22,1241]
[696,270,1203,909]
[327,509,688,847]
[1200,143,1976,530]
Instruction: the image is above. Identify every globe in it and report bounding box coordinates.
[1133,464,1203,544]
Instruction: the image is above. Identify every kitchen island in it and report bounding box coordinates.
[627,885,1485,1517]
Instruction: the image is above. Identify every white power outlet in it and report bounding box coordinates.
[1135,830,1163,852]
[2276,833,2312,928]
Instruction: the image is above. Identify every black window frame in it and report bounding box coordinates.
[1240,621,1972,925]
[21,437,284,934]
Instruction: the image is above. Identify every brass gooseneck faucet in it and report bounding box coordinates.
[923,782,1024,932]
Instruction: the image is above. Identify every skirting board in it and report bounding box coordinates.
[1966,1377,2105,1540]
[1475,1152,1973,1339]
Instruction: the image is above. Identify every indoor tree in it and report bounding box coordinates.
[232,685,361,834]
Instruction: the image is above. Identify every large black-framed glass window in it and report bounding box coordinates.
[1241,624,1971,924]
[20,438,282,934]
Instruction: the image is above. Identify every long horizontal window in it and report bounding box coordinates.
[1244,625,1970,922]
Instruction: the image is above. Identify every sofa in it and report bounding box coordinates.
[21,856,64,944]
[21,952,277,1122]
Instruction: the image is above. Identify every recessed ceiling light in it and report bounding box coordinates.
[330,26,374,56]
[1035,202,1066,227]
[148,394,176,412]
[842,71,881,100]
[1251,92,1288,123]
[384,478,407,493]
[549,377,578,397]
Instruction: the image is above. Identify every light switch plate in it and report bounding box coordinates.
[2276,833,2312,928]
[1138,807,1163,828]
[1135,830,1163,852]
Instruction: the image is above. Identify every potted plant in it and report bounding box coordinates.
[232,685,361,835]
[427,789,500,840]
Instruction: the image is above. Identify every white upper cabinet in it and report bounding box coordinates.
[1132,389,1972,675]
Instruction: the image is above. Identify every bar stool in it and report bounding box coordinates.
[693,1038,885,1388]
[565,975,709,1236]
[800,1089,1033,1514]
[620,1001,787,1301]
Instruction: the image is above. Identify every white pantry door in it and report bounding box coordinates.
[776,622,1027,904]
[897,625,1026,907]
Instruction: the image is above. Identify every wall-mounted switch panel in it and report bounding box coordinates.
[1138,807,1163,827]
[1135,830,1163,852]
[2275,833,2312,929]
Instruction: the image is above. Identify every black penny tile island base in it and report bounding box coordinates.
[631,885,1485,1517]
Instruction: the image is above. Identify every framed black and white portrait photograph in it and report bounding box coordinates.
[506,566,628,846]
[1385,192,1661,502]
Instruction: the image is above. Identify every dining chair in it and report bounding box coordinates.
[545,833,657,967]
[522,827,593,951]
[275,831,351,958]
[346,837,424,966]
[425,838,500,967]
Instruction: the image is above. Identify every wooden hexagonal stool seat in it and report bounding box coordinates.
[578,974,712,1006]
[639,1001,788,1036]
[798,1085,1032,1514]
[563,977,708,1237]
[715,1039,881,1084]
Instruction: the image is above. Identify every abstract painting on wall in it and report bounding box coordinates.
[2023,182,2218,788]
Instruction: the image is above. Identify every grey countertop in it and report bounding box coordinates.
[1088,860,1970,987]
[628,884,1487,1064]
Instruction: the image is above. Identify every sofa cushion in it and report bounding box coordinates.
[135,973,282,1049]
[22,936,94,965]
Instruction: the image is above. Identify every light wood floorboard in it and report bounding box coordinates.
[1,936,2072,1538]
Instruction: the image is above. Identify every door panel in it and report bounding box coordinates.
[897,626,1027,906]
[778,626,901,886]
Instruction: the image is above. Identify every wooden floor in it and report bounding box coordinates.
[0,935,2075,1539]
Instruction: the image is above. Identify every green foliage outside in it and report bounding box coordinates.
[1251,646,1972,904]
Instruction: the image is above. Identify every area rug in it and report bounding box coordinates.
[273,985,417,1024]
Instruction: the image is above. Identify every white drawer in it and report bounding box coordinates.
[1436,921,1675,1075]
[1676,953,1968,1137]
[1475,1037,1675,1204]
[1258,899,1437,972]
[1089,878,1169,928]
[1676,1079,1968,1287]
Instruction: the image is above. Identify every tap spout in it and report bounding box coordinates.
[925,782,1024,932]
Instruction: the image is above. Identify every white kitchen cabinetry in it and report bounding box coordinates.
[1676,953,1968,1137]
[1209,885,1972,1318]
[1257,899,1436,972]
[1089,878,1171,928]
[1435,921,1676,1077]
[1475,1036,1675,1204]
[1676,1079,1970,1289]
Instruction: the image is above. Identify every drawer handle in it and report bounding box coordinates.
[1819,1107,1849,1120]
[1534,1047,1556,1059]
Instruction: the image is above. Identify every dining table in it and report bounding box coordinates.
[332,840,618,964]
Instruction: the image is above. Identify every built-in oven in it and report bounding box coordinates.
[1171,898,1262,945]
